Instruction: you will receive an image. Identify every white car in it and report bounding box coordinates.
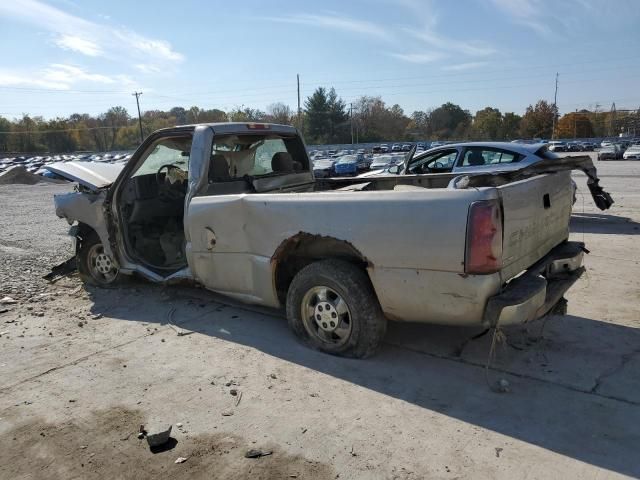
[622,146,640,160]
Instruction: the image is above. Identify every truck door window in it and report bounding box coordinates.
[132,136,192,178]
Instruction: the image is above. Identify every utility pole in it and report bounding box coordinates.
[132,91,144,143]
[350,103,354,144]
[574,108,578,138]
[551,73,559,139]
[296,74,301,133]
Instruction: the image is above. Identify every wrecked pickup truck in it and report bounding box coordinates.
[50,123,612,358]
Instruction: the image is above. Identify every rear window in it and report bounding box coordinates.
[210,134,308,180]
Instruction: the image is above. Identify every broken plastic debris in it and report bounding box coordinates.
[245,449,273,458]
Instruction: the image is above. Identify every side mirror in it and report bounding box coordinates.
[388,165,400,174]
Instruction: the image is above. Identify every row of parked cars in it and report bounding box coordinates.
[596,140,640,160]
[0,152,132,178]
[310,150,407,177]
[547,138,640,160]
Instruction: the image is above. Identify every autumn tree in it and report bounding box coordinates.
[556,112,594,139]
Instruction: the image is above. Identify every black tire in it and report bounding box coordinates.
[77,231,123,287]
[286,259,387,358]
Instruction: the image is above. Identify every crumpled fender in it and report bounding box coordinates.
[54,190,115,259]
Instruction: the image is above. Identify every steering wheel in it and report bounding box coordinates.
[156,164,185,202]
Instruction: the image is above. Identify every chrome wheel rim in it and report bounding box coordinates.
[87,243,118,283]
[301,286,352,347]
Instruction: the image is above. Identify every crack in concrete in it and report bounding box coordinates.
[590,348,640,395]
[387,342,640,407]
[0,329,160,395]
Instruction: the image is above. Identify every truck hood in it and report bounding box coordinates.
[46,161,124,191]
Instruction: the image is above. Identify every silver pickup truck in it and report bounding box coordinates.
[50,123,612,358]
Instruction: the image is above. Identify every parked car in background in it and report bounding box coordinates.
[567,142,583,152]
[334,155,359,175]
[355,153,372,171]
[598,145,623,160]
[368,154,402,171]
[312,158,336,178]
[581,142,596,151]
[401,144,413,152]
[622,145,640,160]
[358,141,617,209]
[391,144,402,152]
[548,141,567,152]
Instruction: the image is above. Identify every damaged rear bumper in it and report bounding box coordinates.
[483,241,586,327]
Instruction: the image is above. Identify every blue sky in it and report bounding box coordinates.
[1,0,639,120]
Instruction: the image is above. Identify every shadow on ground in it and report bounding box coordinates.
[85,283,640,478]
[571,212,640,235]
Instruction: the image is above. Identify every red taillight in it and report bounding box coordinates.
[466,200,503,274]
[246,123,270,130]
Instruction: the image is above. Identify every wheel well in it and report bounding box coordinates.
[76,222,96,243]
[272,233,370,305]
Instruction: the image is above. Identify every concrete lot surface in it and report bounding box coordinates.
[0,157,638,479]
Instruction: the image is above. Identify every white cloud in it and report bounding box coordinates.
[261,13,391,40]
[389,52,445,64]
[489,0,556,37]
[404,28,496,57]
[0,0,183,65]
[135,64,163,74]
[54,34,102,56]
[441,61,488,71]
[0,64,136,90]
[0,71,70,90]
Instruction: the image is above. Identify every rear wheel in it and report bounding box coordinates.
[286,259,387,358]
[77,231,122,286]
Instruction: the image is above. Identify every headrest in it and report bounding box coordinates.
[272,152,294,172]
[468,150,484,166]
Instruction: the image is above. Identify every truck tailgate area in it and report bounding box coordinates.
[498,171,573,281]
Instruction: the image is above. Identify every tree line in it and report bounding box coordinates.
[0,87,637,153]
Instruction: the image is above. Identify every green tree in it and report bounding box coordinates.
[304,87,331,144]
[228,107,266,122]
[326,88,349,143]
[501,112,522,140]
[42,118,77,152]
[520,100,557,139]
[0,117,11,152]
[473,107,502,140]
[430,103,471,139]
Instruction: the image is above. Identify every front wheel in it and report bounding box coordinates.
[286,259,387,358]
[77,231,122,286]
